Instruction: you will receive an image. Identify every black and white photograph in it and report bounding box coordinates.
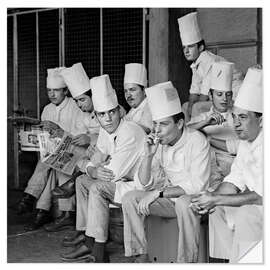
[5,3,265,264]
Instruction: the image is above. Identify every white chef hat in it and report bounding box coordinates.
[46,67,67,89]
[234,67,263,113]
[60,62,91,98]
[145,81,182,121]
[90,74,118,112]
[210,61,234,92]
[124,63,147,87]
[178,12,202,46]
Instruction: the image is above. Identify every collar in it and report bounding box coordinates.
[163,127,187,151]
[209,106,232,119]
[105,118,124,142]
[129,97,147,113]
[54,96,69,111]
[190,51,212,71]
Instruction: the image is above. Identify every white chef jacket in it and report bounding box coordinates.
[124,98,153,130]
[188,107,240,156]
[189,51,243,99]
[223,130,263,197]
[86,119,146,203]
[136,127,211,201]
[41,97,88,136]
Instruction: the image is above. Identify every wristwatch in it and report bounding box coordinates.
[159,190,164,198]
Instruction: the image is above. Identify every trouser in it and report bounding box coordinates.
[122,191,201,263]
[76,176,116,242]
[24,160,51,198]
[36,169,75,212]
[209,205,263,262]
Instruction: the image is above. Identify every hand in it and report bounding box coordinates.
[207,112,226,126]
[72,134,91,146]
[144,132,160,157]
[40,120,61,131]
[191,191,217,213]
[92,157,114,181]
[137,190,159,216]
[49,127,64,138]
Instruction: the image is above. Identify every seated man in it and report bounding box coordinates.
[121,81,211,263]
[178,12,243,121]
[187,61,240,190]
[191,67,263,263]
[19,67,93,230]
[60,74,146,262]
[123,63,152,133]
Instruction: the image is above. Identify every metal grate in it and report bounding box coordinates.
[17,13,37,118]
[38,9,60,113]
[64,8,100,80]
[103,8,143,110]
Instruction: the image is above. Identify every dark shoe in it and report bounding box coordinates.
[51,179,75,199]
[61,243,92,262]
[62,233,86,247]
[51,171,83,199]
[134,254,150,263]
[63,230,84,242]
[17,193,36,214]
[86,251,110,263]
[43,211,75,232]
[24,209,52,231]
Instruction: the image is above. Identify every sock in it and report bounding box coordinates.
[92,242,105,262]
[85,236,95,250]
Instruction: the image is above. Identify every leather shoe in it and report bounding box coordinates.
[17,193,36,215]
[24,209,52,231]
[51,171,83,199]
[43,211,75,232]
[62,233,86,247]
[85,251,110,263]
[61,243,92,262]
[134,254,150,263]
[63,230,83,242]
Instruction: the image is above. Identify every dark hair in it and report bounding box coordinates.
[172,112,185,123]
[254,112,262,118]
[197,39,206,51]
[84,89,92,97]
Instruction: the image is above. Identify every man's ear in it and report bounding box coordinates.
[177,118,185,130]
[198,44,204,53]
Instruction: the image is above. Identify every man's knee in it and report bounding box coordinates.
[122,190,142,209]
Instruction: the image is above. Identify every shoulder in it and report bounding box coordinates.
[186,127,208,146]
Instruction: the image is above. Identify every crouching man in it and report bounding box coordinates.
[191,67,263,263]
[121,81,211,262]
[60,74,146,262]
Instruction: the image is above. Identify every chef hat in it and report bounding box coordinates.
[234,67,263,113]
[210,61,234,92]
[178,12,202,46]
[46,67,67,89]
[124,63,147,87]
[60,62,91,98]
[145,81,182,121]
[90,74,118,112]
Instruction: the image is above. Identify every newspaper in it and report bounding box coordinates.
[39,133,86,176]
[19,126,43,151]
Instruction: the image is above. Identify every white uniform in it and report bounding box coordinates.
[122,127,211,261]
[209,131,263,262]
[188,107,240,189]
[26,97,91,211]
[141,127,211,197]
[76,119,146,242]
[124,98,152,131]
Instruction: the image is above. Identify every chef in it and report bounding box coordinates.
[188,61,240,190]
[121,81,211,262]
[178,12,243,121]
[123,63,152,133]
[191,67,263,263]
[61,74,146,262]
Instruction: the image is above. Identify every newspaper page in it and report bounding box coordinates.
[19,126,43,151]
[40,133,86,176]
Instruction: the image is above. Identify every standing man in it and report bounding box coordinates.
[123,63,152,133]
[61,74,146,262]
[191,67,263,263]
[187,61,240,190]
[121,81,211,262]
[19,67,90,230]
[178,12,243,121]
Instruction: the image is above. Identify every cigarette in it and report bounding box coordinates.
[153,123,160,144]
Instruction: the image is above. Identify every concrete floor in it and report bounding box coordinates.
[7,189,130,263]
